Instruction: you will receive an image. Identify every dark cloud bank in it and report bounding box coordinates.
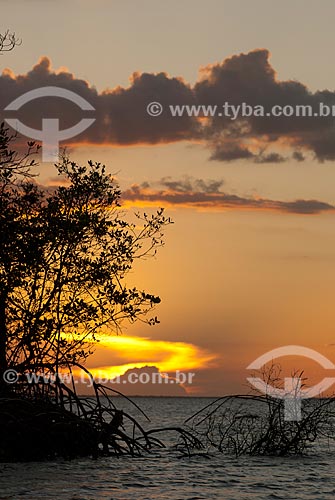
[123,177,335,215]
[3,50,335,215]
[2,49,335,162]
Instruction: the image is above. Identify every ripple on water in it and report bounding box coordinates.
[0,397,334,500]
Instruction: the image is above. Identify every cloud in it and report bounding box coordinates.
[122,177,335,215]
[0,57,198,146]
[210,144,254,161]
[159,176,224,193]
[255,152,286,164]
[86,334,215,374]
[292,151,305,162]
[70,333,215,395]
[87,366,188,396]
[195,49,335,162]
[2,50,335,161]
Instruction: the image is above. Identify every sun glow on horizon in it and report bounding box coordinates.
[83,334,216,380]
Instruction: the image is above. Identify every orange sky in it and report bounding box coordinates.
[3,0,335,396]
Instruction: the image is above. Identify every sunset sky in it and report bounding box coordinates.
[2,0,335,395]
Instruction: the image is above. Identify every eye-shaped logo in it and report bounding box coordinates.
[247,345,335,421]
[4,86,96,162]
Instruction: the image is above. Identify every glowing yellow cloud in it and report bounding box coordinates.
[85,334,216,380]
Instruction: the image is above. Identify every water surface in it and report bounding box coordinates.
[0,397,334,500]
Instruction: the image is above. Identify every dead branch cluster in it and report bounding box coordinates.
[184,367,335,457]
[0,31,21,54]
[0,374,201,461]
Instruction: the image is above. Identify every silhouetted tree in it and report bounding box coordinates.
[0,125,171,392]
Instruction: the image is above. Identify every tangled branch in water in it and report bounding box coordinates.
[184,366,335,457]
[0,369,201,462]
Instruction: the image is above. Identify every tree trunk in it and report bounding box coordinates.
[0,291,8,395]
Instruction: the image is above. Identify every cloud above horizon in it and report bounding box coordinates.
[85,333,216,377]
[122,176,335,215]
[2,49,335,162]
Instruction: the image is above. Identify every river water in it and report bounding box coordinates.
[0,397,334,500]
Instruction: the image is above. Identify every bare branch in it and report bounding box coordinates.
[0,30,21,53]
